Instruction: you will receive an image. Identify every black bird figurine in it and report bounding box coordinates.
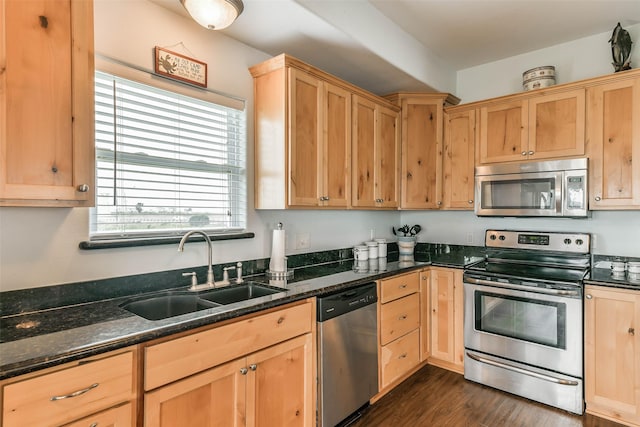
[609,22,632,72]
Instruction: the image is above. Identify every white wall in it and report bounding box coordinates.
[1,2,638,292]
[400,210,640,257]
[457,23,640,103]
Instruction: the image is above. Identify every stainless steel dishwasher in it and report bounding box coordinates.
[317,282,378,427]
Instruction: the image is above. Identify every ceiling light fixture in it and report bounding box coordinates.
[180,0,244,30]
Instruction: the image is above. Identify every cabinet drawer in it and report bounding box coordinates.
[62,402,133,427]
[380,329,420,388]
[380,293,420,345]
[379,272,419,303]
[2,351,134,427]
[145,301,313,390]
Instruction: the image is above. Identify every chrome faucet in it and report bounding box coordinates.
[178,230,215,290]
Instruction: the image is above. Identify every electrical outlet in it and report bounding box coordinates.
[296,233,310,250]
[466,232,474,244]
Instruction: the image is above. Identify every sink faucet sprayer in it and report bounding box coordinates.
[178,230,215,289]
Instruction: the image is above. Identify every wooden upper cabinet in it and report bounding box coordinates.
[479,100,528,164]
[0,0,95,206]
[288,69,351,208]
[252,64,351,209]
[443,108,476,209]
[351,95,400,208]
[528,88,585,160]
[397,96,443,209]
[478,89,585,164]
[586,76,640,209]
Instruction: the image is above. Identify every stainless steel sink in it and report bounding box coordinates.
[198,283,283,305]
[120,293,219,321]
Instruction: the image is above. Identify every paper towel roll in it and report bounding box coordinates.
[269,226,286,272]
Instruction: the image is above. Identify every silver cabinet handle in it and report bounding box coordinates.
[90,423,98,427]
[585,294,592,299]
[249,364,257,371]
[521,151,527,156]
[240,367,248,375]
[77,184,90,192]
[630,328,635,336]
[398,315,407,320]
[468,200,473,204]
[399,284,407,289]
[50,383,99,401]
[528,150,534,155]
[595,196,601,201]
[437,201,442,205]
[399,353,408,359]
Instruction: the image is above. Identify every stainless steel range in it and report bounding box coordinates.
[463,230,591,415]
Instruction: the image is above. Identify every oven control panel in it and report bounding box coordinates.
[485,230,590,253]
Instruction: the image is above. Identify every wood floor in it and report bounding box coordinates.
[350,365,625,427]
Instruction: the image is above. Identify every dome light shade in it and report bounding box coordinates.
[180,0,244,30]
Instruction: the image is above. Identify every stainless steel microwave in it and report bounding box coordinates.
[475,158,588,217]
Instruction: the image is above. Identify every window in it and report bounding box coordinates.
[91,71,246,240]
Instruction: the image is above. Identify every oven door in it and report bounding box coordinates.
[475,171,563,217]
[463,277,582,377]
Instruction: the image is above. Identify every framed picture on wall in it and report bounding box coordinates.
[154,46,208,88]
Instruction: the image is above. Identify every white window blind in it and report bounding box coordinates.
[91,71,247,240]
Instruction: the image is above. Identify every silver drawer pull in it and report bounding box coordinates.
[240,367,248,375]
[399,353,408,359]
[399,284,407,289]
[50,383,99,401]
[399,315,408,320]
[249,364,257,371]
[90,423,98,427]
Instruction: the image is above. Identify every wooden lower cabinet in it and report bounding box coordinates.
[145,334,313,427]
[585,285,640,426]
[377,272,423,393]
[143,300,316,427]
[0,348,137,427]
[429,267,464,373]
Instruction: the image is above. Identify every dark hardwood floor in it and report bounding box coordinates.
[350,365,625,427]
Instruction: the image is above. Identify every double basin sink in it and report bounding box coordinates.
[120,282,284,321]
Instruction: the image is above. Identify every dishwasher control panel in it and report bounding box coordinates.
[317,282,377,322]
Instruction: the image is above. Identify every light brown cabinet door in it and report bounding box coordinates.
[479,100,528,164]
[419,270,431,362]
[247,334,314,427]
[528,89,585,160]
[430,268,455,363]
[377,104,400,208]
[586,77,640,209]
[323,82,351,207]
[0,0,94,206]
[288,68,322,207]
[352,95,377,207]
[443,109,476,209]
[429,267,464,373]
[584,285,640,426]
[400,99,442,209]
[351,95,399,208]
[144,358,246,427]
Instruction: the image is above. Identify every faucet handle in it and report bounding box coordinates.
[182,272,198,289]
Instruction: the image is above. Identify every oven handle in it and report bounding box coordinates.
[466,352,579,386]
[464,277,581,297]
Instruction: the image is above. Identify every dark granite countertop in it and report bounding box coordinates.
[0,245,484,380]
[585,268,640,291]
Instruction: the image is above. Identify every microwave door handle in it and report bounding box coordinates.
[464,277,581,297]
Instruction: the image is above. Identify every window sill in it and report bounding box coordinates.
[79,232,255,250]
